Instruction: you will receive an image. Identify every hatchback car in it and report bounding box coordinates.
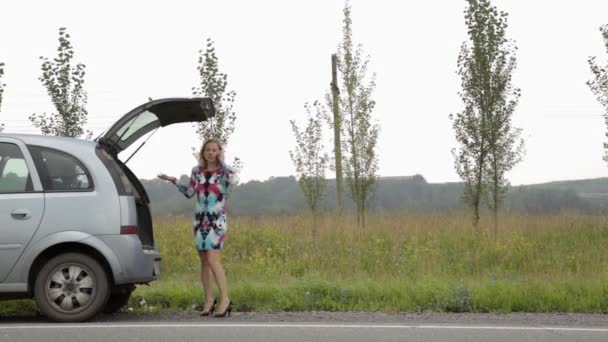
[0,97,215,322]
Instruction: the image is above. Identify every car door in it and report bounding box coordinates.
[0,137,45,282]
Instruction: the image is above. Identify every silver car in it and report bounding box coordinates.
[0,97,215,322]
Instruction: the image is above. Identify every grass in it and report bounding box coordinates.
[3,212,608,314]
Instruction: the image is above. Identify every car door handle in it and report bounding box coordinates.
[11,209,32,220]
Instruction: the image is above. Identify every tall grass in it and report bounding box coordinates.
[139,212,608,313]
[2,212,608,314]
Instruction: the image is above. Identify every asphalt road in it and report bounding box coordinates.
[1,312,607,342]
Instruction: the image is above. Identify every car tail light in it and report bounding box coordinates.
[120,225,138,235]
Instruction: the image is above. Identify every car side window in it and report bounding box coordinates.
[0,143,34,193]
[28,145,94,192]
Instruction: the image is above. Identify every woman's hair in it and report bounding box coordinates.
[198,138,223,169]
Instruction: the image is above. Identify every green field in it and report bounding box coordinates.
[3,212,608,314]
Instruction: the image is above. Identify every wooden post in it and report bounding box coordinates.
[331,54,344,215]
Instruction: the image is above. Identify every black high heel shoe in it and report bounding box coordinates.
[200,298,217,316]
[213,301,233,318]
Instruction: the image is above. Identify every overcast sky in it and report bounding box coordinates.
[1,0,608,185]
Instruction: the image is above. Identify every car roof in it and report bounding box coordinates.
[0,133,97,152]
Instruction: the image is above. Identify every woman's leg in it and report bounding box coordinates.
[206,250,230,311]
[198,251,215,311]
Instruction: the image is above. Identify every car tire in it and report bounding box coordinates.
[34,253,110,322]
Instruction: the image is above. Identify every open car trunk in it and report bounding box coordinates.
[119,158,155,249]
[97,98,215,248]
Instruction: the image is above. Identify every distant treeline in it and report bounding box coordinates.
[143,175,608,217]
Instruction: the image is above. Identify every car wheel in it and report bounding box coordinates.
[34,253,110,322]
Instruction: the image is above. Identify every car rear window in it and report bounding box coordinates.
[28,145,94,192]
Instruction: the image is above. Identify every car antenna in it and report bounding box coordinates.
[124,127,160,164]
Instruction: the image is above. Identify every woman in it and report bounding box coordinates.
[158,138,238,318]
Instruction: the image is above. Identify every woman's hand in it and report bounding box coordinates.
[157,173,177,183]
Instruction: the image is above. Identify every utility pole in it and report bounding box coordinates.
[331,54,344,215]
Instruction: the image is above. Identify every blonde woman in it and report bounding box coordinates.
[158,138,238,318]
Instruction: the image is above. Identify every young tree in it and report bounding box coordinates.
[0,62,5,133]
[481,5,524,235]
[450,0,523,231]
[29,28,92,139]
[289,101,329,215]
[588,25,608,164]
[193,38,240,171]
[330,1,379,227]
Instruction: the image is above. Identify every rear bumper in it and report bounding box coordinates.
[95,235,161,285]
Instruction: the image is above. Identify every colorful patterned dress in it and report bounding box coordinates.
[172,161,239,251]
